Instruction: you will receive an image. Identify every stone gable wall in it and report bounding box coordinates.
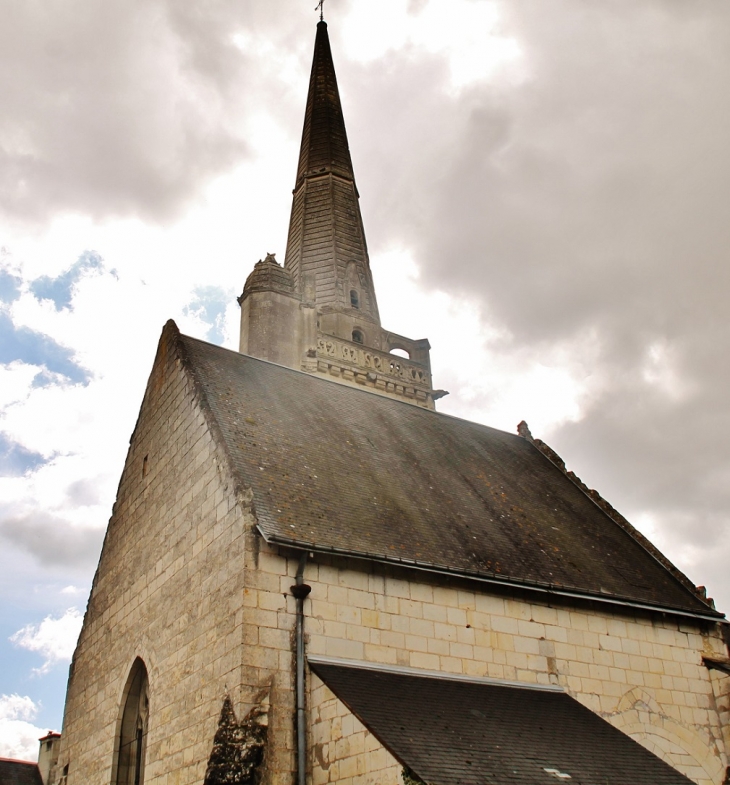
[243,535,729,785]
[52,322,729,785]
[54,330,259,785]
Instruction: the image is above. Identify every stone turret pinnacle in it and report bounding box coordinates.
[283,21,380,325]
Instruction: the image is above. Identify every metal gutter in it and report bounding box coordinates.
[259,526,724,623]
[308,655,564,692]
[290,552,311,785]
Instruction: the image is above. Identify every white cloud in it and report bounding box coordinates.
[0,694,47,761]
[343,0,522,92]
[372,248,596,436]
[10,608,83,675]
[60,585,83,595]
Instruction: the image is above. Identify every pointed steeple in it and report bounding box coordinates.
[239,21,438,409]
[295,21,355,187]
[284,22,380,324]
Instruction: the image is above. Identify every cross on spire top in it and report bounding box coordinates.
[315,0,325,22]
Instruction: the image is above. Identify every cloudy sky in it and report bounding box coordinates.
[1,0,729,760]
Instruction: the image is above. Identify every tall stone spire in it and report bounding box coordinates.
[239,22,443,410]
[283,21,380,325]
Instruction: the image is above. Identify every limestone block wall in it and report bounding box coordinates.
[309,677,402,785]
[243,536,729,785]
[54,329,259,785]
[50,318,729,785]
[239,290,311,370]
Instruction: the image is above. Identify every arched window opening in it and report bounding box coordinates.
[390,347,410,359]
[352,330,364,344]
[116,659,149,785]
[350,289,360,309]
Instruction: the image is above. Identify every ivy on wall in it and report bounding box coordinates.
[204,692,269,785]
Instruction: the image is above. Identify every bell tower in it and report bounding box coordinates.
[238,21,445,409]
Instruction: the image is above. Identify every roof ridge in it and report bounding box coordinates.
[174,330,721,621]
[179,332,518,428]
[164,322,257,514]
[516,420,714,610]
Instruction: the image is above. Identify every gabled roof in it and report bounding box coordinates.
[171,323,720,620]
[0,759,43,785]
[309,658,695,785]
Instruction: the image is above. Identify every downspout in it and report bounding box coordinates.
[290,552,311,785]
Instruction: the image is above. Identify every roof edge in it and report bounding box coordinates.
[260,526,724,622]
[0,757,41,765]
[308,655,564,692]
[173,325,257,511]
[516,421,716,613]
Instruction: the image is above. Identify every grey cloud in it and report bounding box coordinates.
[0,511,105,569]
[338,2,730,607]
[0,1,264,223]
[66,479,103,508]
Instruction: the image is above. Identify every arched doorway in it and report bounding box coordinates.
[115,658,149,785]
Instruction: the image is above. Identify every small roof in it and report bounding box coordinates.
[0,759,43,785]
[309,658,695,785]
[173,325,718,619]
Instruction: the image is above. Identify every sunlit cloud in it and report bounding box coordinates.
[372,247,597,436]
[0,694,48,761]
[10,608,83,675]
[342,0,522,92]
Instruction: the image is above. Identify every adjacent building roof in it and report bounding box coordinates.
[173,324,720,620]
[0,759,43,785]
[308,658,695,785]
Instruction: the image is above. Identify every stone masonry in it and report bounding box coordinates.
[245,539,730,785]
[51,322,730,785]
[54,326,294,785]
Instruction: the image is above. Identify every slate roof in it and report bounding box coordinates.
[174,324,720,620]
[308,658,695,785]
[0,759,43,785]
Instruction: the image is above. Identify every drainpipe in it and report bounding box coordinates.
[291,552,311,785]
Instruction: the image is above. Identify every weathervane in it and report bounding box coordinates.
[315,0,325,22]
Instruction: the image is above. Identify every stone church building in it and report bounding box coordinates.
[45,19,730,785]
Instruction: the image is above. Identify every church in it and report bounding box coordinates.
[36,17,730,785]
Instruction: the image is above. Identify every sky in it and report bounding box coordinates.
[1,0,729,761]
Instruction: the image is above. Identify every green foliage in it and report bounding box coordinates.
[402,766,428,785]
